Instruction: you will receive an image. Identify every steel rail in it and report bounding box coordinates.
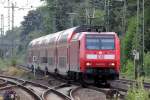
[42,83,72,100]
[114,78,150,89]
[69,86,82,100]
[0,75,47,100]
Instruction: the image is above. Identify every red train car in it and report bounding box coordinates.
[28,26,120,82]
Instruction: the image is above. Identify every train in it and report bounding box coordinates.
[27,26,120,83]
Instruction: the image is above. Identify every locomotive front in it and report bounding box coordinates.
[80,32,120,80]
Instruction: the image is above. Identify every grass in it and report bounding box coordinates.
[0,58,9,69]
[0,57,35,80]
[3,66,26,76]
[2,66,36,80]
[126,78,149,100]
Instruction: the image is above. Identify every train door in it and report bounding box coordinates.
[57,35,68,75]
[47,46,55,73]
[69,40,80,72]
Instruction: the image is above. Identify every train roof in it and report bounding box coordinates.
[44,31,64,44]
[29,39,38,46]
[42,34,52,44]
[84,32,117,35]
[29,26,107,47]
[29,31,64,47]
[29,36,45,47]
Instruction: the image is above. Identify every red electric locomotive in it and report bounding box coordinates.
[27,26,120,83]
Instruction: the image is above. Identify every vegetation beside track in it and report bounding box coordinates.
[121,52,150,81]
[3,67,26,76]
[0,57,35,80]
[0,58,10,69]
[0,56,21,69]
[126,78,149,100]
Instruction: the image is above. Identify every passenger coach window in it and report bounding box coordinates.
[41,57,47,63]
[86,37,115,50]
[59,57,66,68]
[48,57,54,65]
[59,34,68,43]
[49,37,55,45]
[72,33,81,41]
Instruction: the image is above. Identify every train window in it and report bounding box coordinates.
[41,57,47,63]
[86,38,99,50]
[28,57,32,63]
[59,34,68,43]
[86,36,115,50]
[59,57,67,68]
[49,37,55,45]
[101,39,115,49]
[48,57,54,65]
[72,33,81,41]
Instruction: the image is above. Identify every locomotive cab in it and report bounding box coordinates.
[80,32,120,80]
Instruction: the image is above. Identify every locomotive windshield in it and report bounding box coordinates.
[86,35,115,50]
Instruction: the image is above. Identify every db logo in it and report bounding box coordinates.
[98,55,104,59]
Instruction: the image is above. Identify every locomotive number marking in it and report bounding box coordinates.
[86,54,97,59]
[98,55,104,59]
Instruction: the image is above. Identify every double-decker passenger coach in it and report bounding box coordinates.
[27,26,120,83]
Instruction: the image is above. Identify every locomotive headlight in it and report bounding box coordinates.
[111,63,115,66]
[110,63,115,66]
[86,62,92,66]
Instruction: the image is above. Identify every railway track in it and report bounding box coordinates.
[70,86,108,100]
[111,78,150,91]
[0,75,47,100]
[17,65,150,100]
[17,65,125,99]
[0,79,7,87]
[16,65,117,99]
[51,73,126,99]
[42,84,74,100]
[45,74,125,100]
[0,75,81,100]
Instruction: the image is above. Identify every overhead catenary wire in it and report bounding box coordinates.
[4,1,33,57]
[0,14,4,58]
[104,0,110,32]
[0,14,4,36]
[7,0,10,30]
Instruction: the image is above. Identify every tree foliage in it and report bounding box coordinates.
[144,52,150,76]
[45,0,105,31]
[21,10,44,39]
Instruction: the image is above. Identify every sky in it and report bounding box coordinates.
[0,0,44,33]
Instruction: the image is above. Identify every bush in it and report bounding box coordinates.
[4,66,27,77]
[123,16,137,62]
[0,58,9,69]
[123,60,134,79]
[126,78,149,100]
[11,58,17,67]
[144,52,150,76]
